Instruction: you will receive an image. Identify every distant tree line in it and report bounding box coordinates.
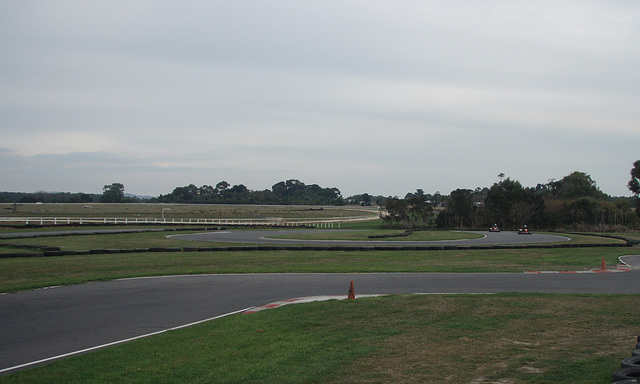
[0,183,143,204]
[2,161,639,231]
[381,169,640,231]
[0,191,98,204]
[154,179,344,206]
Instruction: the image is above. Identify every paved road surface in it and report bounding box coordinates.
[2,268,639,375]
[170,229,570,246]
[0,228,570,245]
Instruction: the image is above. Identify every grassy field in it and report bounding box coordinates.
[3,293,639,383]
[0,203,379,221]
[1,205,639,382]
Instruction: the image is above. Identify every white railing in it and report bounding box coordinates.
[0,217,362,228]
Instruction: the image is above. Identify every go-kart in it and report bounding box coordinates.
[518,226,532,235]
[489,224,500,232]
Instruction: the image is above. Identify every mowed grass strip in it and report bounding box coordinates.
[2,294,639,384]
[0,247,632,293]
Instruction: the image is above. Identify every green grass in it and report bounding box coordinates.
[0,247,634,293]
[0,203,379,220]
[3,293,639,383]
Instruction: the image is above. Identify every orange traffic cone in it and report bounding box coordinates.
[601,258,606,270]
[348,281,355,300]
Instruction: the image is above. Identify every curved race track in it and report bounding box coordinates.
[169,229,570,246]
[0,229,637,376]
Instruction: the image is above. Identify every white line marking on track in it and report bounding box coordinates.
[0,307,254,375]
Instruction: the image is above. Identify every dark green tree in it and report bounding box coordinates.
[485,178,544,229]
[548,171,604,199]
[380,196,433,229]
[562,198,599,224]
[448,189,474,228]
[406,196,433,228]
[215,181,230,199]
[101,183,125,203]
[271,179,342,205]
[170,184,199,202]
[380,197,409,228]
[628,160,640,214]
[228,184,251,203]
[628,160,640,195]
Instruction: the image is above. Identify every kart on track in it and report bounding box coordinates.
[489,224,500,232]
[518,226,532,235]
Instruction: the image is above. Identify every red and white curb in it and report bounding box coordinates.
[525,255,639,274]
[244,294,385,314]
[524,266,632,274]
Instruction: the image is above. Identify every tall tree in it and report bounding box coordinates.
[629,160,640,213]
[380,197,410,228]
[485,178,544,228]
[380,196,433,229]
[406,195,433,228]
[548,171,603,199]
[628,160,640,196]
[101,183,125,203]
[448,189,474,228]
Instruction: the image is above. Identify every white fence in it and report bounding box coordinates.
[0,217,344,228]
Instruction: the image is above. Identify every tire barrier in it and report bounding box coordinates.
[368,230,413,239]
[621,356,640,369]
[0,244,61,258]
[612,337,640,383]
[612,367,640,382]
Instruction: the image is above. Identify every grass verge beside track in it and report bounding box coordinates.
[2,293,639,383]
[0,247,634,293]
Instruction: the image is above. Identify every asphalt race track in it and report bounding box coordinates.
[169,229,570,246]
[1,230,638,376]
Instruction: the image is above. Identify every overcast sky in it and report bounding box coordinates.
[1,1,639,198]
